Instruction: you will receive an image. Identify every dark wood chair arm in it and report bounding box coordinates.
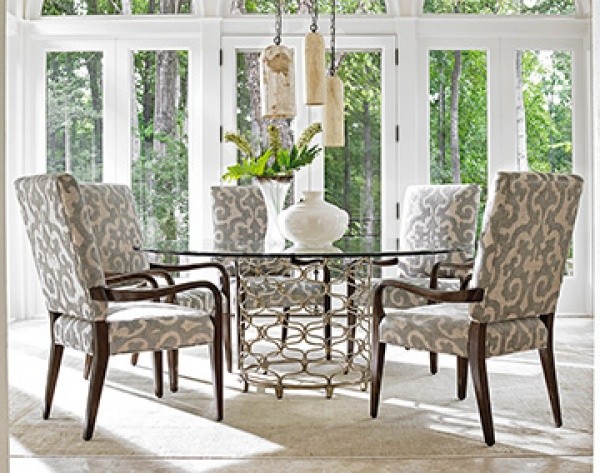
[430,259,475,289]
[150,261,231,308]
[372,257,399,267]
[105,270,176,286]
[373,278,484,306]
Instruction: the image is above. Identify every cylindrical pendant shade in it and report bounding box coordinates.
[304,32,326,105]
[260,45,296,119]
[323,75,345,147]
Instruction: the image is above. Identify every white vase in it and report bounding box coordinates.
[278,191,349,249]
[256,176,292,251]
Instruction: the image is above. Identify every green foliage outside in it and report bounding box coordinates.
[131,50,190,250]
[423,0,575,15]
[42,0,190,15]
[242,0,385,14]
[46,51,103,182]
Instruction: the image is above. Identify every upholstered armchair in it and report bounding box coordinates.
[211,185,329,363]
[370,172,583,446]
[80,183,232,379]
[364,184,480,372]
[15,174,223,440]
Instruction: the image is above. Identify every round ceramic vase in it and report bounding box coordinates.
[278,191,349,249]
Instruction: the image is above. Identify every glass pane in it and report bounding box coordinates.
[429,50,488,231]
[131,50,189,250]
[42,0,191,15]
[325,51,381,252]
[46,51,103,182]
[236,0,386,14]
[423,0,575,15]
[517,49,573,274]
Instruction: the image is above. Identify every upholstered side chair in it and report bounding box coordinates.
[370,172,583,446]
[15,173,223,440]
[80,183,232,379]
[364,184,480,372]
[211,185,329,367]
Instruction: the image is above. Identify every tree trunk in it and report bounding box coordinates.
[121,0,132,14]
[363,101,374,247]
[450,49,461,184]
[64,108,71,173]
[230,0,245,14]
[85,54,103,180]
[437,63,446,166]
[343,121,350,216]
[515,51,528,171]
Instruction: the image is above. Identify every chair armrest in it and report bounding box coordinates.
[150,261,231,309]
[430,259,475,289]
[372,257,399,267]
[373,278,484,306]
[105,271,173,287]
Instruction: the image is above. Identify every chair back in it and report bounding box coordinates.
[398,184,480,278]
[211,185,267,244]
[470,172,583,323]
[80,183,149,274]
[14,174,107,321]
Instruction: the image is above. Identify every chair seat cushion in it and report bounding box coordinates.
[380,303,548,358]
[54,302,214,355]
[359,277,461,308]
[241,276,326,310]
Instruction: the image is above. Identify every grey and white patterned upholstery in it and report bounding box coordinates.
[380,172,583,358]
[80,183,218,313]
[15,173,215,355]
[211,185,325,306]
[368,184,480,309]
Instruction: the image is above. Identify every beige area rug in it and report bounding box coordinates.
[9,318,593,468]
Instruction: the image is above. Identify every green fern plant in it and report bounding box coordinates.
[222,122,322,181]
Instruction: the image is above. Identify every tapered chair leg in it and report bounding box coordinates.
[370,342,386,418]
[539,313,562,427]
[43,343,64,420]
[468,323,494,446]
[153,351,163,398]
[83,323,110,441]
[83,354,92,380]
[457,356,468,400]
[131,353,139,366]
[167,349,178,393]
[429,352,438,374]
[209,342,224,421]
[223,310,233,373]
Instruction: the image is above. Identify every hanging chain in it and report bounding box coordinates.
[310,0,318,33]
[329,0,336,75]
[274,0,282,45]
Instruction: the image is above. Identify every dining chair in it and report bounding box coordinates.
[370,172,583,446]
[360,184,480,373]
[211,185,329,368]
[80,183,232,380]
[15,173,223,440]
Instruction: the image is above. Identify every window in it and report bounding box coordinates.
[131,50,190,248]
[46,51,103,182]
[429,49,488,228]
[234,0,386,14]
[42,0,191,16]
[423,0,576,15]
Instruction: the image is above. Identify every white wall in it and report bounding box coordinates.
[592,0,599,463]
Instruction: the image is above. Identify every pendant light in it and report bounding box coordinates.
[304,1,326,105]
[260,0,296,119]
[323,0,345,147]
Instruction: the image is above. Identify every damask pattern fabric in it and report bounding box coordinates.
[82,183,218,314]
[54,302,214,355]
[15,174,107,321]
[80,183,149,274]
[397,184,480,278]
[361,277,460,308]
[469,172,583,323]
[380,303,548,359]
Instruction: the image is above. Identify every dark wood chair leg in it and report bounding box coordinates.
[167,349,178,393]
[457,356,468,400]
[131,353,139,366]
[468,322,495,446]
[539,313,562,427]
[153,351,163,398]
[429,352,438,374]
[370,342,386,418]
[210,335,224,420]
[83,322,110,441]
[83,354,92,380]
[44,345,64,419]
[44,312,64,420]
[223,310,232,373]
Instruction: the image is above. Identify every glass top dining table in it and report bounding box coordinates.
[143,237,464,398]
